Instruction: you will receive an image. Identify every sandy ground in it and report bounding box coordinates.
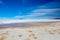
[0,22,60,40]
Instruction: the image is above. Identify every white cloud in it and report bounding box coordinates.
[30,8,60,16]
[15,8,60,19]
[32,8,59,13]
[0,8,59,24]
[28,8,60,18]
[14,16,24,19]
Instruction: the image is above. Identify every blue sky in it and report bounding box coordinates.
[0,0,60,24]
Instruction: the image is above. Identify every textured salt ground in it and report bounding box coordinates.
[0,22,60,40]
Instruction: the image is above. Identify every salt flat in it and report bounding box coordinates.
[0,22,60,40]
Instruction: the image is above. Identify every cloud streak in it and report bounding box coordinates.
[0,8,60,24]
[15,8,60,19]
[30,8,60,16]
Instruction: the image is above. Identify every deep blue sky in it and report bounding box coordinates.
[0,0,60,19]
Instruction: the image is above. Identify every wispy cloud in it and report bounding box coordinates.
[0,8,60,24]
[15,8,60,19]
[30,8,60,16]
[14,16,24,19]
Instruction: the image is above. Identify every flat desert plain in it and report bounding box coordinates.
[0,22,60,40]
